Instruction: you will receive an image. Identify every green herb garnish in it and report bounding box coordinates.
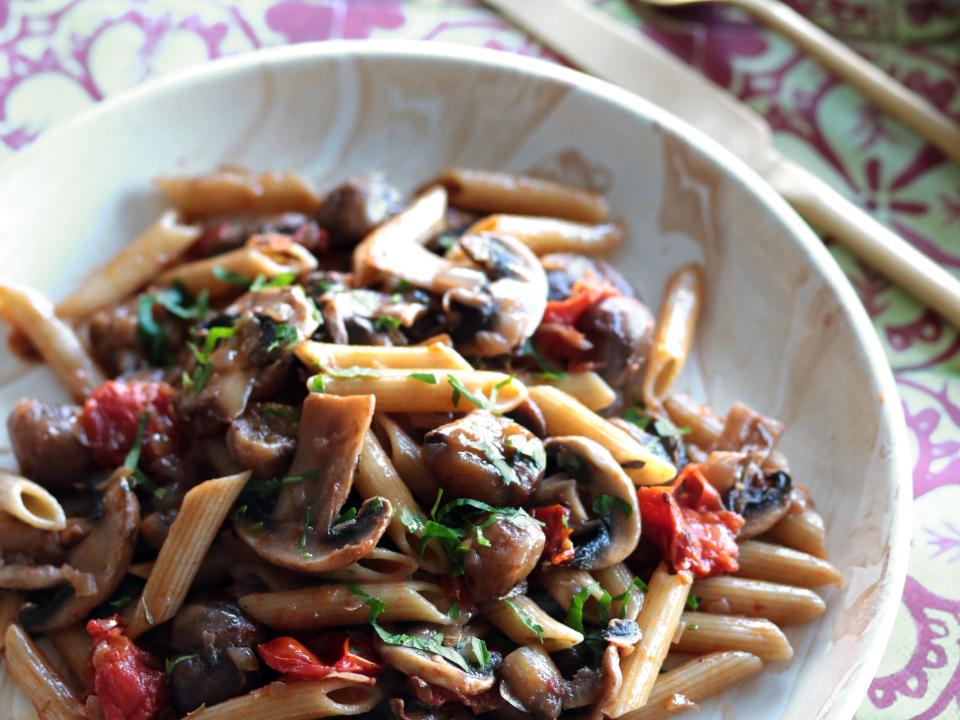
[373,315,403,332]
[409,372,438,385]
[686,594,700,611]
[592,494,634,518]
[502,599,543,642]
[267,322,299,352]
[165,654,198,675]
[212,266,252,285]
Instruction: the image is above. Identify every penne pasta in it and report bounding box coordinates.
[642,263,704,408]
[0,471,66,531]
[0,285,105,402]
[431,169,608,223]
[313,369,527,415]
[735,539,841,587]
[594,563,644,622]
[675,611,794,661]
[185,678,382,720]
[606,563,693,717]
[768,504,829,559]
[155,168,321,219]
[485,595,584,652]
[48,624,92,691]
[127,471,250,639]
[56,210,200,322]
[663,393,724,450]
[374,414,438,506]
[692,576,826,626]
[296,340,472,373]
[619,652,764,720]
[239,582,451,631]
[523,370,616,412]
[353,186,448,287]
[467,214,621,255]
[0,591,24,651]
[157,234,318,297]
[317,547,419,583]
[529,385,676,485]
[4,624,86,720]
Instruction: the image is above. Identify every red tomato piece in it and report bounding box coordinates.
[80,381,178,468]
[531,504,575,565]
[86,615,164,720]
[258,635,379,682]
[542,276,619,327]
[637,465,745,578]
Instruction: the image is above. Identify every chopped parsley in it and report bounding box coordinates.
[336,507,358,524]
[165,654,198,675]
[505,434,546,473]
[109,596,132,609]
[613,577,648,618]
[687,623,700,631]
[502,599,543,641]
[212,265,253,285]
[250,271,296,291]
[267,322,299,352]
[310,375,325,393]
[348,584,480,672]
[122,413,167,500]
[592,494,634,518]
[409,372,438,385]
[623,407,690,437]
[522,339,566,381]
[136,284,208,366]
[373,315,403,332]
[686,594,700,611]
[325,366,380,379]
[566,583,598,634]
[465,440,518,486]
[447,374,490,410]
[185,324,237,393]
[299,503,313,557]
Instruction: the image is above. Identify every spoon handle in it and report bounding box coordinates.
[734,0,960,164]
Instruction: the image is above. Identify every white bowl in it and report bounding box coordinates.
[0,42,910,719]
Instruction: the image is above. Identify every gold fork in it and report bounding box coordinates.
[635,0,960,164]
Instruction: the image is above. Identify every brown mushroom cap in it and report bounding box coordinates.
[19,475,140,633]
[545,436,641,570]
[234,393,391,573]
[422,411,545,506]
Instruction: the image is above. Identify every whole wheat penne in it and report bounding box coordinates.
[186,678,382,720]
[4,624,85,720]
[0,472,66,531]
[768,504,829,559]
[663,393,724,449]
[736,539,841,587]
[431,169,608,223]
[155,168,321,219]
[692,576,826,626]
[0,591,23,651]
[467,214,621,255]
[374,414,437,506]
[318,547,419,583]
[158,234,318,297]
[56,210,200,322]
[595,563,644,622]
[353,186,449,287]
[619,652,764,720]
[606,563,693,717]
[239,582,451,631]
[642,264,704,408]
[313,369,527,415]
[523,370,616,411]
[529,385,675,485]
[486,595,583,652]
[296,340,472,373]
[127,471,250,638]
[676,611,793,661]
[356,431,447,574]
[0,285,105,402]
[48,624,92,691]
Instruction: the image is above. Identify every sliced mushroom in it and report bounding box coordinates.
[448,233,548,357]
[462,513,545,601]
[500,645,565,720]
[422,411,546,506]
[715,402,784,454]
[727,465,793,538]
[545,437,641,570]
[227,403,299,477]
[375,626,496,697]
[18,475,139,633]
[577,294,654,398]
[317,173,405,247]
[234,393,391,572]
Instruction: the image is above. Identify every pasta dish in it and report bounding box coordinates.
[0,167,838,720]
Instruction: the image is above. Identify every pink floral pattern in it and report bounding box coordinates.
[0,1,958,717]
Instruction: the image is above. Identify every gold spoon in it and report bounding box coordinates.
[635,0,960,164]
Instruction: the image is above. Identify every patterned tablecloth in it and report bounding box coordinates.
[0,1,957,717]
